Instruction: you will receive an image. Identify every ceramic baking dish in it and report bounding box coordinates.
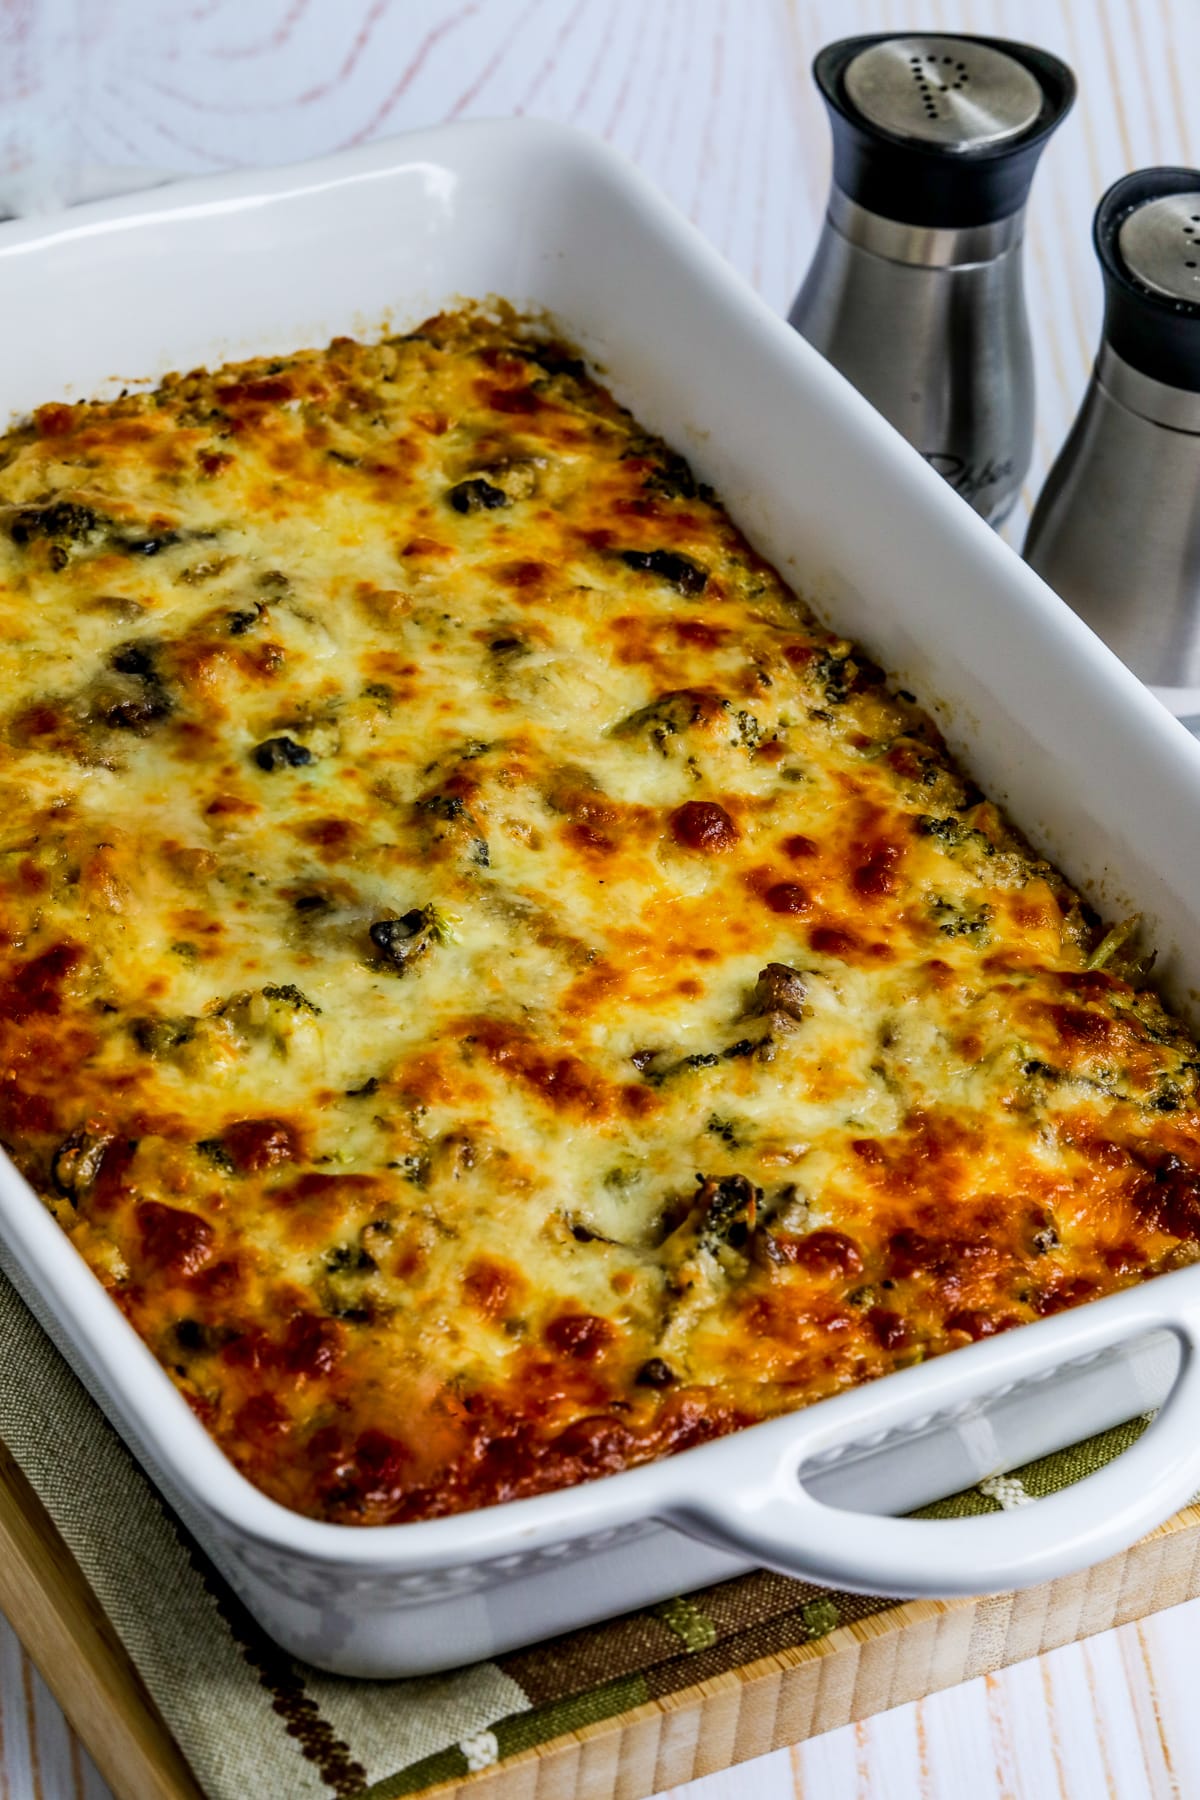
[5,119,1200,1678]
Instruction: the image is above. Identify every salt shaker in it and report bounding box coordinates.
[1025,169,1200,695]
[790,33,1075,526]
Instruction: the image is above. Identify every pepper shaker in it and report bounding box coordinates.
[790,34,1075,526]
[1025,169,1200,696]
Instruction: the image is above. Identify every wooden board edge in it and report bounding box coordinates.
[0,1443,205,1800]
[417,1504,1200,1799]
[5,1479,1200,1800]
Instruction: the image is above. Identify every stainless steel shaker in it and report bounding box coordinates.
[790,34,1075,526]
[1025,169,1200,692]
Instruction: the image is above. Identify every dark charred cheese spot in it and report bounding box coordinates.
[0,943,83,1023]
[551,1415,635,1470]
[234,1394,290,1442]
[886,1227,1001,1287]
[867,1307,909,1350]
[468,1019,614,1117]
[284,1172,376,1204]
[221,1117,300,1172]
[281,1312,343,1378]
[299,817,355,852]
[89,1138,139,1212]
[205,794,257,819]
[15,858,48,895]
[946,1309,1016,1340]
[337,1428,412,1509]
[549,783,629,856]
[670,619,726,649]
[769,1229,863,1276]
[187,1258,240,1301]
[1102,1242,1145,1276]
[215,376,294,405]
[1033,1276,1100,1316]
[400,534,453,559]
[493,558,547,593]
[1047,1004,1115,1052]
[10,700,60,742]
[1136,1155,1200,1241]
[669,800,740,853]
[764,882,811,916]
[852,840,903,900]
[809,924,861,957]
[137,1202,215,1276]
[620,1083,659,1119]
[463,1257,521,1319]
[544,1311,615,1360]
[221,1326,272,1372]
[34,402,75,436]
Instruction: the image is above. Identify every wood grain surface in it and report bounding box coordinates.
[1,3,1199,1797]
[4,1416,1200,1800]
[406,1504,1200,1799]
[0,1447,202,1800]
[6,0,1199,536]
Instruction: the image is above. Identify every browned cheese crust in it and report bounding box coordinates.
[1,310,1199,1523]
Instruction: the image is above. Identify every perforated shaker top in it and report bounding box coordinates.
[844,37,1044,152]
[812,35,1074,229]
[1093,169,1200,391]
[1118,194,1200,302]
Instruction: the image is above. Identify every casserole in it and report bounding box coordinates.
[13,301,1200,1533]
[4,119,1200,1675]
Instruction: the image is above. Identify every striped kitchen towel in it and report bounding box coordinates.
[0,1268,1162,1799]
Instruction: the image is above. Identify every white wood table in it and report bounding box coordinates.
[2,1,1198,1794]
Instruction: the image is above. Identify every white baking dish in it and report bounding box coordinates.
[5,119,1200,1678]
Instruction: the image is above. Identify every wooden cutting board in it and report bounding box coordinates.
[4,1434,1200,1800]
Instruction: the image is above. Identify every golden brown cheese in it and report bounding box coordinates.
[2,310,1200,1524]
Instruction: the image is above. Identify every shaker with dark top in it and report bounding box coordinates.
[790,33,1075,526]
[1025,169,1200,693]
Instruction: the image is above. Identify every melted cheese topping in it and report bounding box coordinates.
[3,311,1200,1524]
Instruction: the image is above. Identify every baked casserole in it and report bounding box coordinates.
[2,309,1199,1525]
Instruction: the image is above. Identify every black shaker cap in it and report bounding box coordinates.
[814,33,1075,229]
[1095,168,1200,392]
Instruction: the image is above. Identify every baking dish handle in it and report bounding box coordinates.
[664,1287,1200,1597]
